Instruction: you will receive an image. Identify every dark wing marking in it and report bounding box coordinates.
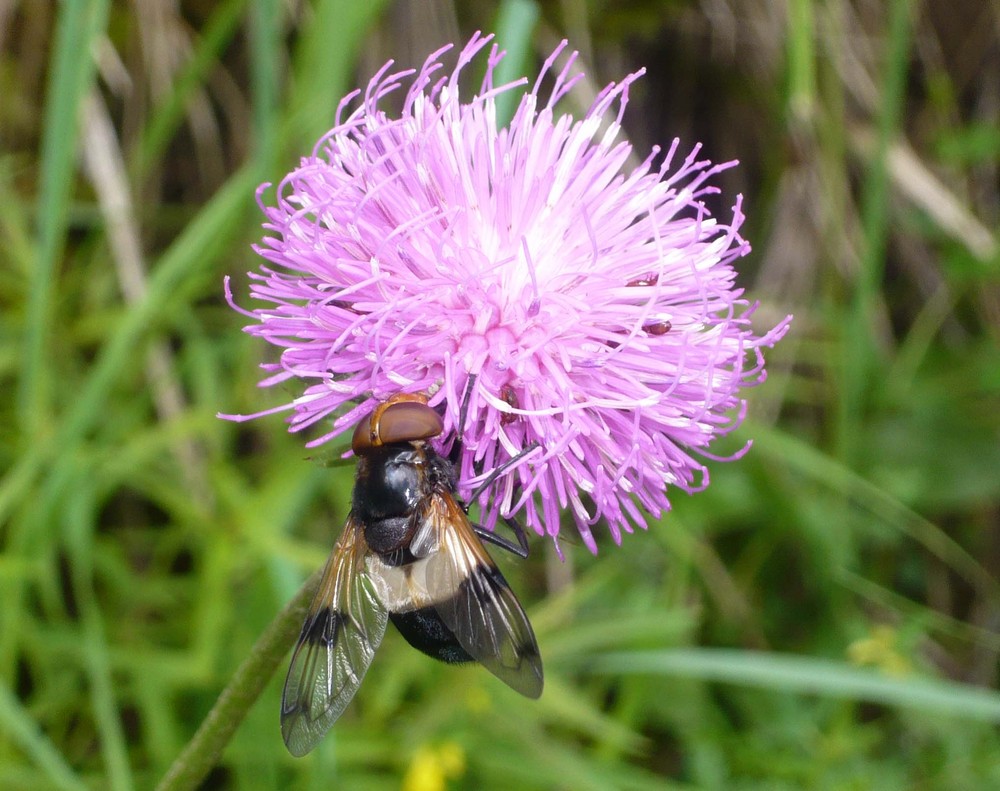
[422,493,544,698]
[280,516,387,756]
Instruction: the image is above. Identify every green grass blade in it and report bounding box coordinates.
[133,0,247,179]
[490,0,541,128]
[592,648,1000,722]
[0,166,256,527]
[838,0,914,459]
[286,0,393,149]
[154,571,319,791]
[20,0,110,433]
[785,0,816,125]
[65,480,135,791]
[0,682,89,791]
[750,421,1000,599]
[248,0,282,168]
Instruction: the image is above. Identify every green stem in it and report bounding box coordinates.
[837,0,913,461]
[155,570,320,791]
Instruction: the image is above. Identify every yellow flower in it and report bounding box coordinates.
[402,742,466,791]
[847,625,912,676]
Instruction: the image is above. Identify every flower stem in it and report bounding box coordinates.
[155,570,320,791]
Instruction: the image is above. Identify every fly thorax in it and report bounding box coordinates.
[353,445,426,522]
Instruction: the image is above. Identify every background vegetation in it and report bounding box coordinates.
[2,0,999,788]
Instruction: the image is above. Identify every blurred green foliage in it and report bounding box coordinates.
[2,0,999,789]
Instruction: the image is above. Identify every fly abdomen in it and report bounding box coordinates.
[389,609,472,664]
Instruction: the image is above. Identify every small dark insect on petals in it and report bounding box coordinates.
[643,320,672,336]
[332,300,367,315]
[500,385,519,425]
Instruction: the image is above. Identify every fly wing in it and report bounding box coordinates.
[422,494,543,698]
[280,516,388,756]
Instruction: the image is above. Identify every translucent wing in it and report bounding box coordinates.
[421,494,544,698]
[280,516,388,756]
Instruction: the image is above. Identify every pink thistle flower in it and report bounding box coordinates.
[224,32,791,554]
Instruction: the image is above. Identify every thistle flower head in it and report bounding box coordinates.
[226,33,791,553]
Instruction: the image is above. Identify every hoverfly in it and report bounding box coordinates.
[281,392,543,756]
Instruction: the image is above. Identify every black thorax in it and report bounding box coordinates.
[353,442,456,561]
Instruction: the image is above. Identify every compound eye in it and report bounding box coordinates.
[351,395,442,455]
[376,400,443,444]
